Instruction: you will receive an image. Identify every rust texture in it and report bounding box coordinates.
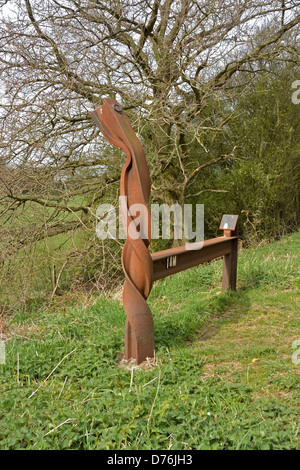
[91,98,238,365]
[151,236,237,282]
[91,98,155,364]
[221,224,238,292]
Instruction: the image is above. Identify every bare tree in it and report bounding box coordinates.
[0,0,299,299]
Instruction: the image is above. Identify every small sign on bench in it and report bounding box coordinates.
[220,214,238,231]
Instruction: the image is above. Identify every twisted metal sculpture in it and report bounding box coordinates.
[91,99,155,364]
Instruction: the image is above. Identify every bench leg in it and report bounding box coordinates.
[222,237,238,291]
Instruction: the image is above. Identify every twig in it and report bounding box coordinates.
[142,376,158,388]
[147,368,161,432]
[49,260,67,304]
[129,367,134,393]
[58,376,68,398]
[28,348,77,399]
[43,418,75,437]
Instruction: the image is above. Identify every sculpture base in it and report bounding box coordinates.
[125,318,155,364]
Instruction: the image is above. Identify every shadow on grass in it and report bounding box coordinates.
[153,284,253,352]
[191,266,272,344]
[238,265,272,291]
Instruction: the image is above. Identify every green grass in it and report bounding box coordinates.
[0,195,94,306]
[0,232,299,450]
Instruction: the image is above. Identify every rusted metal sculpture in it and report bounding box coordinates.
[92,99,238,364]
[91,99,154,364]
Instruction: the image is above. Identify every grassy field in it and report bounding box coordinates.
[0,232,299,450]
